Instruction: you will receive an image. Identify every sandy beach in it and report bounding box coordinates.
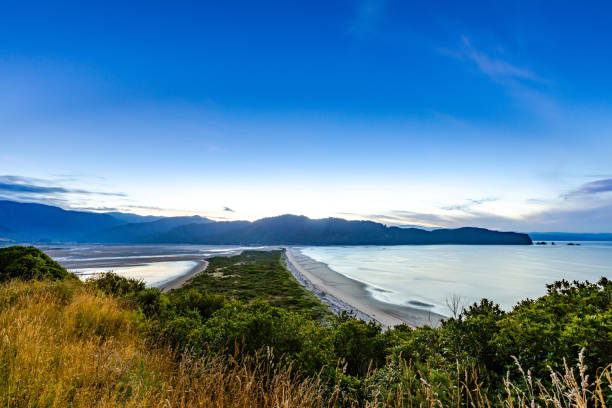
[159,260,208,292]
[285,248,444,328]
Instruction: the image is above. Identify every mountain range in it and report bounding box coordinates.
[0,200,532,245]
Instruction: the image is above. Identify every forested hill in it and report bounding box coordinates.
[144,215,532,245]
[0,200,532,245]
[0,200,124,241]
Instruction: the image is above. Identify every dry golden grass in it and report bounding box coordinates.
[0,279,609,407]
[0,280,333,408]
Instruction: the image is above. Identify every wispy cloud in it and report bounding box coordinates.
[441,197,498,212]
[340,211,449,228]
[563,178,612,198]
[114,204,168,211]
[71,206,124,212]
[0,175,125,197]
[440,36,558,119]
[0,182,71,195]
[348,0,387,38]
[0,175,126,208]
[69,203,229,220]
[459,36,539,82]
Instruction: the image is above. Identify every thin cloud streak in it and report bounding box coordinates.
[0,175,125,197]
[563,178,612,198]
[460,36,540,82]
[441,197,499,212]
[441,36,559,119]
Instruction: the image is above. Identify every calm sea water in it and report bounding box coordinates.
[300,242,612,316]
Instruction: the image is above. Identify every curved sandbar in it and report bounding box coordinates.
[159,260,209,292]
[285,248,444,328]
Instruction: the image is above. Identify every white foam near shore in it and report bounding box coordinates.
[285,248,444,328]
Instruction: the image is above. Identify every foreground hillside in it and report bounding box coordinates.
[0,246,610,407]
[0,279,331,407]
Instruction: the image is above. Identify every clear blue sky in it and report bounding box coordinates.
[1,0,611,232]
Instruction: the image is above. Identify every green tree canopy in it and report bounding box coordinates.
[0,245,73,282]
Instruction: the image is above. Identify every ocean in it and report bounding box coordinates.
[41,243,611,316]
[299,242,612,316]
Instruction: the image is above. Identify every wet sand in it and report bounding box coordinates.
[48,245,276,291]
[61,255,210,269]
[285,248,444,328]
[159,260,208,292]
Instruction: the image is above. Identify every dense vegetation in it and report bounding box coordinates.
[173,250,330,319]
[0,245,75,282]
[0,245,610,407]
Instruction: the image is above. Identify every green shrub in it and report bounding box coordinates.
[387,324,440,364]
[162,314,204,352]
[168,288,227,320]
[332,318,389,377]
[134,287,168,318]
[439,299,506,375]
[87,272,168,319]
[0,245,74,282]
[88,272,146,296]
[494,277,612,380]
[203,300,307,355]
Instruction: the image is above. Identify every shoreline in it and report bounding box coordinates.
[158,260,209,292]
[285,248,445,328]
[283,251,373,322]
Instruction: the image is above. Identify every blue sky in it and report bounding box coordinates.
[1,0,612,232]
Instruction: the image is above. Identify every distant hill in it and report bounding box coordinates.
[0,200,125,242]
[0,224,15,242]
[83,215,212,243]
[0,200,532,245]
[529,232,612,241]
[148,214,532,245]
[0,200,214,243]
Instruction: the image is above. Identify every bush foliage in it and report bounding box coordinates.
[0,245,74,282]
